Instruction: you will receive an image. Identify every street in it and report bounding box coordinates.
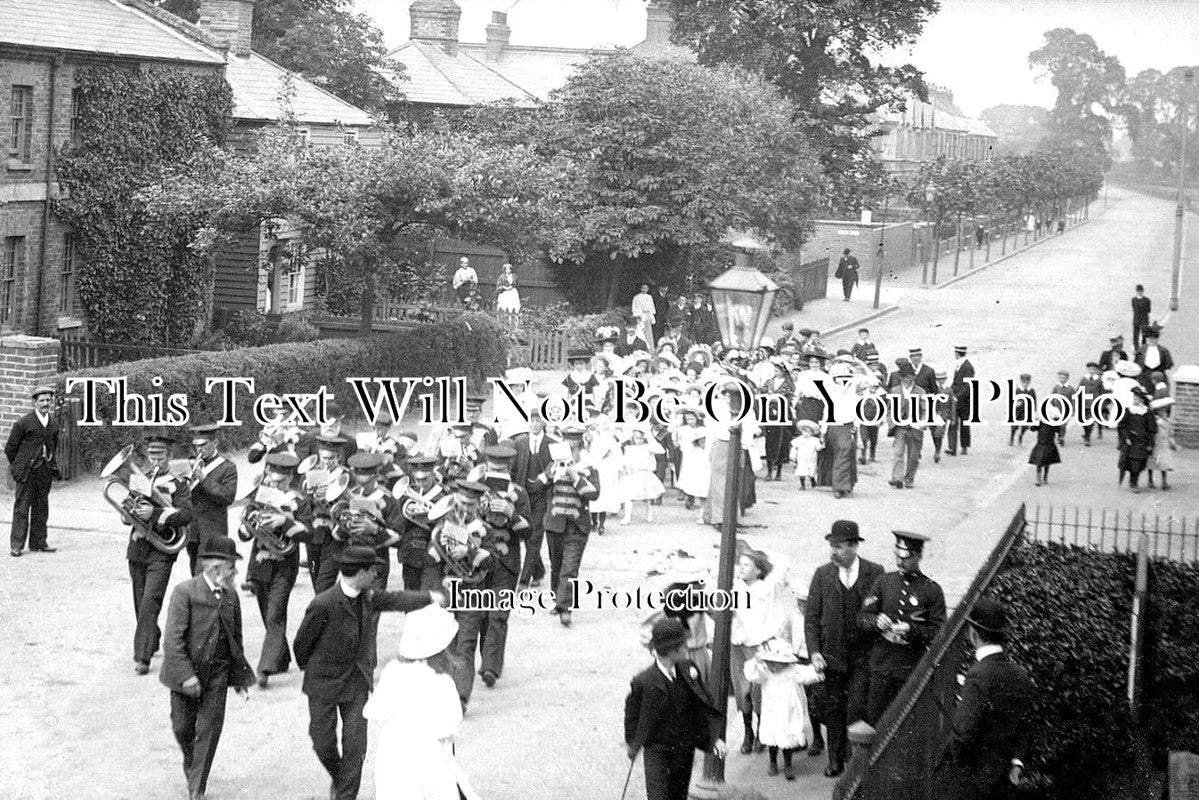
[1,187,1196,800]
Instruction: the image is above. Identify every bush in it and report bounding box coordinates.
[274,315,320,343]
[60,313,506,469]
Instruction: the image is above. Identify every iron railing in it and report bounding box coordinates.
[58,339,204,371]
[1026,504,1199,563]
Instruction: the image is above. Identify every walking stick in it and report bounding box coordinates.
[620,752,637,800]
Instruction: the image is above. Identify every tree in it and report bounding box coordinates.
[981,105,1052,156]
[143,127,568,332]
[1028,28,1126,166]
[474,52,822,309]
[666,0,939,212]
[1121,67,1199,183]
[155,0,404,117]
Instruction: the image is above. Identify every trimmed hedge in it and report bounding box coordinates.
[60,314,506,470]
[989,542,1199,799]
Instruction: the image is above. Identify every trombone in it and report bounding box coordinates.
[101,445,188,555]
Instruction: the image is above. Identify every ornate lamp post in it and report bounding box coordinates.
[691,237,776,799]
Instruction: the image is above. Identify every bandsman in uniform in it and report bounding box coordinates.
[316,452,402,594]
[356,409,405,483]
[294,401,357,463]
[245,421,302,465]
[466,393,499,451]
[237,452,313,688]
[393,454,446,591]
[455,444,531,700]
[184,423,238,576]
[126,433,192,675]
[859,531,946,726]
[297,433,350,591]
[535,423,599,628]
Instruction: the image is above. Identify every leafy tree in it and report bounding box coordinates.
[155,0,404,117]
[1121,67,1199,183]
[1028,28,1125,166]
[981,104,1052,156]
[473,53,822,309]
[666,0,939,212]
[143,128,568,332]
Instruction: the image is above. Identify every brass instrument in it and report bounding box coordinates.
[329,483,390,548]
[235,477,299,557]
[101,445,188,555]
[427,493,492,585]
[298,455,348,523]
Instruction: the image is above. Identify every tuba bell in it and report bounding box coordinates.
[235,476,298,557]
[101,445,188,555]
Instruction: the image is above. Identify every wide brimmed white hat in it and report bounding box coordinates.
[399,605,459,660]
[757,638,798,663]
[1115,361,1142,378]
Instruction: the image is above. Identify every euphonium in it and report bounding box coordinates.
[101,445,188,555]
[427,493,491,585]
[330,486,387,548]
[235,477,298,556]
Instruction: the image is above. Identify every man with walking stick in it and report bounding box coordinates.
[625,617,727,800]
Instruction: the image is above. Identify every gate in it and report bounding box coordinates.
[791,257,829,304]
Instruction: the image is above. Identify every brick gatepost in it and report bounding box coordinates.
[1174,365,1199,449]
[1,335,61,488]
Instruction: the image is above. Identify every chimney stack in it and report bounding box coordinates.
[409,0,462,57]
[485,11,510,62]
[644,0,672,44]
[197,0,255,57]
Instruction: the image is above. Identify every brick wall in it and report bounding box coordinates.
[1174,365,1199,448]
[0,334,60,441]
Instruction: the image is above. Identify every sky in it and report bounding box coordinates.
[354,0,1199,116]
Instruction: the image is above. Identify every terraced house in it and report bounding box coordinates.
[0,0,377,340]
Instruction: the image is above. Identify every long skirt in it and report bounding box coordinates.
[708,441,756,522]
[815,445,834,487]
[826,424,857,492]
[763,424,794,466]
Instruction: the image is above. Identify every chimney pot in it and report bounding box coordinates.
[485,11,510,63]
[197,0,255,57]
[410,0,462,57]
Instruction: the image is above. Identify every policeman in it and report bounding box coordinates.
[394,454,446,591]
[127,433,191,675]
[859,531,946,726]
[238,452,313,688]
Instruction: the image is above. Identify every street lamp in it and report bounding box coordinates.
[691,240,777,799]
[1170,69,1194,311]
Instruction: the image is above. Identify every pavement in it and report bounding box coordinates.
[3,187,1198,800]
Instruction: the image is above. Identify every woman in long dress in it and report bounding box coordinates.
[364,605,481,800]
[1117,388,1157,493]
[495,262,521,315]
[1148,397,1176,490]
[631,284,656,350]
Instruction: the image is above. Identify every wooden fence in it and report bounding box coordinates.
[58,339,204,372]
[524,330,569,370]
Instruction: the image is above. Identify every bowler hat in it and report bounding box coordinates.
[198,536,241,561]
[337,545,385,568]
[399,605,459,660]
[649,617,688,654]
[826,520,863,544]
[967,597,1009,634]
[897,362,916,378]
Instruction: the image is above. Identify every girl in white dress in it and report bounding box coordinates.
[673,407,710,520]
[789,422,824,490]
[363,605,481,800]
[495,262,521,315]
[744,638,823,781]
[619,427,665,524]
[582,422,622,535]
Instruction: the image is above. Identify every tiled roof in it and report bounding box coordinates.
[224,53,374,126]
[0,0,223,64]
[388,40,548,106]
[882,97,997,138]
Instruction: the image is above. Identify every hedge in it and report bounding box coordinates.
[988,542,1199,799]
[60,314,506,470]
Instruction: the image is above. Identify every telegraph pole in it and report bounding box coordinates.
[1170,69,1193,311]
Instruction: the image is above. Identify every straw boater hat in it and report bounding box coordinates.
[399,605,459,660]
[1115,361,1142,378]
[757,638,798,664]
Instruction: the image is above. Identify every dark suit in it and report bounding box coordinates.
[652,291,671,343]
[616,335,651,357]
[1131,295,1151,349]
[185,457,238,575]
[160,575,255,798]
[805,557,885,765]
[512,432,553,585]
[624,660,721,800]
[932,650,1034,800]
[1098,346,1128,373]
[949,358,975,453]
[5,409,60,551]
[127,477,191,664]
[293,583,435,800]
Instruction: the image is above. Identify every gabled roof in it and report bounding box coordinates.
[881,96,998,138]
[0,0,223,64]
[224,52,374,127]
[388,39,550,106]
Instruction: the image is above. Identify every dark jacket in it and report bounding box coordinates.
[1131,295,1151,323]
[537,467,599,534]
[1098,346,1128,372]
[624,660,720,755]
[186,457,238,544]
[860,570,947,677]
[293,584,435,702]
[933,651,1034,799]
[951,359,975,419]
[511,433,553,504]
[5,410,60,483]
[805,558,886,673]
[159,575,255,691]
[1134,344,1174,374]
[1117,411,1157,461]
[616,335,651,357]
[127,473,193,563]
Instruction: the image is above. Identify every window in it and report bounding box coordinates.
[281,256,302,307]
[2,236,25,326]
[296,127,311,147]
[70,88,82,146]
[60,233,78,315]
[9,86,33,161]
[343,129,359,146]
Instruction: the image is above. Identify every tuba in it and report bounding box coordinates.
[329,483,389,548]
[427,493,492,585]
[235,478,299,557]
[102,445,188,555]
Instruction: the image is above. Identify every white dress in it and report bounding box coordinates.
[584,431,624,514]
[496,275,521,313]
[619,443,666,501]
[363,660,481,800]
[674,426,710,499]
[743,660,821,749]
[1151,416,1175,472]
[789,436,823,479]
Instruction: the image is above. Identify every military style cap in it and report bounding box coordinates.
[145,432,175,447]
[264,453,301,470]
[316,434,348,449]
[347,452,385,471]
[557,423,586,440]
[893,531,930,551]
[464,394,488,409]
[191,422,220,435]
[405,455,438,474]
[481,444,517,462]
[455,480,489,499]
[1086,362,1100,370]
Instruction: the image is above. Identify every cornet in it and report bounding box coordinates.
[101,446,188,555]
